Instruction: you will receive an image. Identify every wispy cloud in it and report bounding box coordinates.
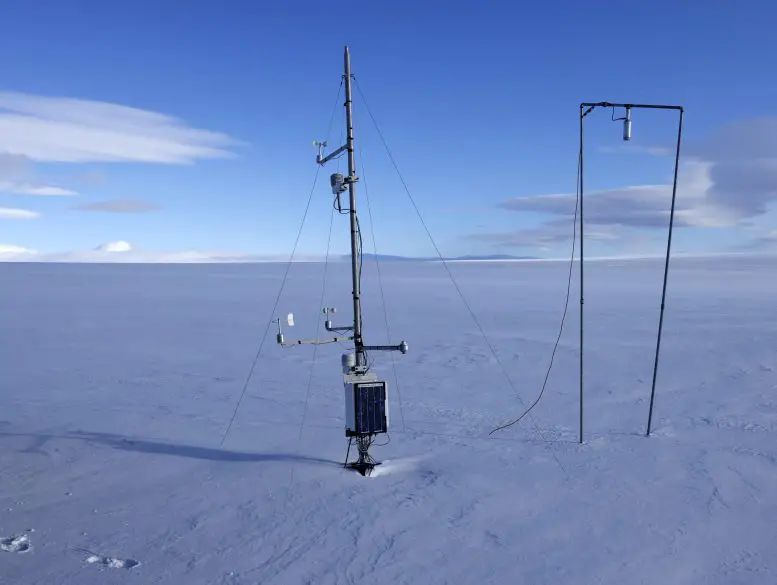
[0,207,39,219]
[598,144,673,156]
[473,117,777,253]
[684,117,777,221]
[0,243,37,254]
[469,219,575,248]
[496,160,734,228]
[0,91,243,164]
[0,152,27,177]
[94,240,133,252]
[72,170,107,187]
[469,220,658,252]
[0,240,326,263]
[733,229,777,252]
[0,181,77,196]
[74,199,161,213]
[0,152,77,196]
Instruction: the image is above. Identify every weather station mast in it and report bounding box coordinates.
[275,46,408,476]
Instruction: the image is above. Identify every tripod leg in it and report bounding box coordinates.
[343,437,352,468]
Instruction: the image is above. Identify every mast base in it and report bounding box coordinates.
[343,434,381,477]
[345,460,381,477]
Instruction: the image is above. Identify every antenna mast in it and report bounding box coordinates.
[277,46,408,476]
[343,46,365,368]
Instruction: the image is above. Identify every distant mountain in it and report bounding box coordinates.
[449,254,538,261]
[349,253,539,262]
[355,253,414,262]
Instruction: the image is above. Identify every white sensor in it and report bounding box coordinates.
[623,107,632,141]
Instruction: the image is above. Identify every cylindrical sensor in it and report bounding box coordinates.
[623,108,632,141]
[342,352,356,373]
[330,173,345,194]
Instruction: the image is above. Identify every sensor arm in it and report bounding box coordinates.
[362,341,409,355]
[580,101,683,113]
[316,143,348,165]
[322,308,354,333]
[280,335,354,348]
[325,322,354,333]
[274,313,354,347]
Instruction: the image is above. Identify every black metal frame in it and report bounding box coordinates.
[578,102,685,441]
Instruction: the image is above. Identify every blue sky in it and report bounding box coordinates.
[1,0,776,260]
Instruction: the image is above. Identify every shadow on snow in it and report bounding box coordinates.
[0,429,339,466]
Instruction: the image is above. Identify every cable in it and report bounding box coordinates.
[219,167,321,448]
[300,208,335,436]
[373,433,391,447]
[333,126,351,215]
[288,114,344,493]
[218,80,342,448]
[356,216,373,373]
[489,146,580,435]
[351,82,523,413]
[359,141,407,432]
[353,76,566,475]
[286,205,336,501]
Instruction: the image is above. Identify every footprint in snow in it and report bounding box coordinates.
[78,548,139,569]
[1,532,31,553]
[86,555,140,569]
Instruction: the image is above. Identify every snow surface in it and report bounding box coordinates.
[1,256,776,584]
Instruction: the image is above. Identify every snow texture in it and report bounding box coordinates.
[1,256,776,584]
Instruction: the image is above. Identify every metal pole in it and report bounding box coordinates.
[646,108,684,436]
[578,106,585,445]
[343,46,364,365]
[581,101,683,111]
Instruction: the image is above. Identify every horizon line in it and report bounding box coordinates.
[1,250,772,265]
